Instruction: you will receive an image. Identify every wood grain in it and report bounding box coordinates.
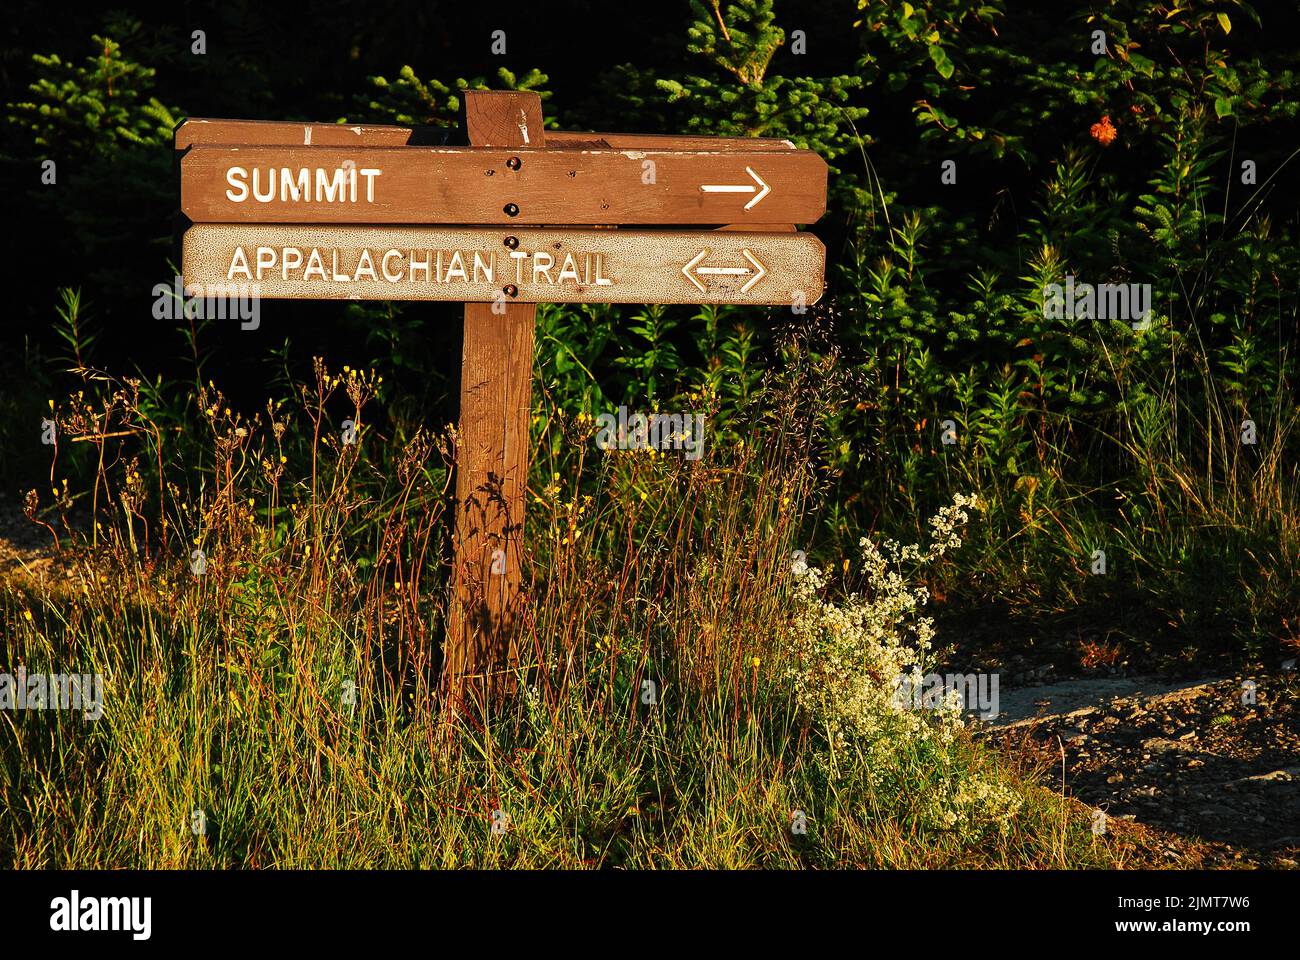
[181,224,826,306]
[174,116,800,152]
[180,145,827,225]
[443,91,543,709]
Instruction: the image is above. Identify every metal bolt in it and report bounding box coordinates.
[503,284,518,298]
[503,236,519,249]
[506,156,522,171]
[503,203,519,217]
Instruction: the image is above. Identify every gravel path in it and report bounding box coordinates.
[983,674,1300,867]
[0,493,59,585]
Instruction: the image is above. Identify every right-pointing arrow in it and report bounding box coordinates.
[699,167,772,211]
[743,167,770,210]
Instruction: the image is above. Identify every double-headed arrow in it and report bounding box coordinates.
[681,248,768,294]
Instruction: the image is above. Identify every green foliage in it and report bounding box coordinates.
[4,36,181,312]
[4,0,1300,871]
[856,0,1014,155]
[607,0,867,167]
[52,288,97,372]
[6,35,178,154]
[4,0,1300,673]
[855,0,1294,164]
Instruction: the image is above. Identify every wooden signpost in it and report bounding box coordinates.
[176,91,828,710]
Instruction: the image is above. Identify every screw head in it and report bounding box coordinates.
[503,284,518,298]
[503,236,519,249]
[503,203,519,217]
[506,156,522,171]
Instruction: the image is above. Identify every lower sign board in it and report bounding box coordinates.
[182,225,825,306]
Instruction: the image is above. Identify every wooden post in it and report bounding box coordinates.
[443,91,546,708]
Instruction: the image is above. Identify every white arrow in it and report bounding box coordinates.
[681,248,768,294]
[699,166,771,211]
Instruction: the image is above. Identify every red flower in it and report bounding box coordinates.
[1090,115,1118,146]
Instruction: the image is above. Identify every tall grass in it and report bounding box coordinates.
[0,354,1132,868]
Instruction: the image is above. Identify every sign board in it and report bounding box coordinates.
[180,145,828,225]
[182,224,825,305]
[174,117,806,154]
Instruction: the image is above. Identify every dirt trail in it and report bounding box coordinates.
[0,493,60,587]
[984,674,1300,867]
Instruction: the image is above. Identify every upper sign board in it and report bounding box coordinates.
[180,145,828,226]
